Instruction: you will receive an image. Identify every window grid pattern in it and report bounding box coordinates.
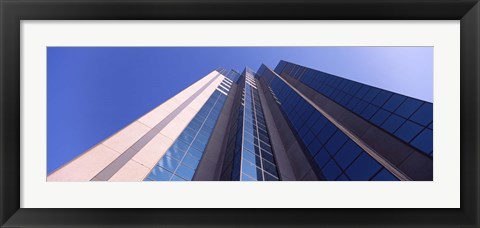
[145,84,228,181]
[259,65,398,181]
[217,67,241,83]
[275,61,433,157]
[220,69,280,181]
[219,88,244,180]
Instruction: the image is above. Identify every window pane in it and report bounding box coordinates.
[383,94,407,112]
[313,148,331,168]
[410,102,433,126]
[158,155,180,172]
[395,98,423,118]
[371,90,393,107]
[363,87,380,102]
[165,147,186,161]
[187,147,203,159]
[334,140,362,169]
[241,160,258,179]
[318,123,337,144]
[394,120,423,142]
[336,174,350,181]
[181,153,200,169]
[346,153,382,180]
[264,172,279,181]
[371,169,398,181]
[148,166,173,181]
[370,108,390,125]
[322,160,342,180]
[410,128,433,155]
[176,164,196,180]
[325,130,348,155]
[171,175,186,181]
[381,114,406,134]
[353,100,368,114]
[307,139,323,157]
[360,105,378,120]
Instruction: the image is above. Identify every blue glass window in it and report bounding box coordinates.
[259,64,404,181]
[325,130,348,155]
[346,97,360,109]
[307,139,323,157]
[171,175,186,181]
[182,153,200,169]
[360,105,378,120]
[371,90,393,107]
[370,108,390,125]
[191,139,207,151]
[261,150,274,162]
[263,160,278,176]
[353,100,368,114]
[312,117,328,134]
[147,166,173,181]
[264,172,278,181]
[371,169,398,181]
[349,83,362,95]
[314,148,331,168]
[318,123,337,144]
[158,155,180,172]
[395,120,423,142]
[336,174,350,181]
[243,151,256,164]
[171,141,189,153]
[356,86,370,98]
[410,128,433,155]
[187,147,203,159]
[302,130,316,147]
[145,88,228,181]
[322,160,342,180]
[395,98,423,118]
[383,94,407,112]
[343,81,354,92]
[241,160,258,179]
[176,164,195,180]
[410,102,433,126]
[165,146,186,161]
[334,140,362,169]
[363,87,380,102]
[183,127,198,138]
[381,114,406,134]
[346,153,382,180]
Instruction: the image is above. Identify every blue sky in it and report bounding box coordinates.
[47,47,433,174]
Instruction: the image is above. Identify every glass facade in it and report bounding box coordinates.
[217,67,242,83]
[274,61,433,157]
[220,69,280,181]
[258,65,398,181]
[143,62,431,181]
[145,77,231,181]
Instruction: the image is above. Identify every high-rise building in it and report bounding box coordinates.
[47,61,433,181]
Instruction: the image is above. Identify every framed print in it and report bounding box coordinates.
[1,0,479,227]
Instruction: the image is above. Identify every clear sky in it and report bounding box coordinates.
[47,47,432,174]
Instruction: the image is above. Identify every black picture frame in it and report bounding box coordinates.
[1,0,479,227]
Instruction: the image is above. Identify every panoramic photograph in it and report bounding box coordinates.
[46,47,433,181]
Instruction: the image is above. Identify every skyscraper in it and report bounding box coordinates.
[47,61,433,181]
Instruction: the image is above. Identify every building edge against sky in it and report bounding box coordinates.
[47,61,433,181]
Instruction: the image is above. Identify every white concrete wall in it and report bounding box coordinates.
[47,71,225,181]
[110,74,226,181]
